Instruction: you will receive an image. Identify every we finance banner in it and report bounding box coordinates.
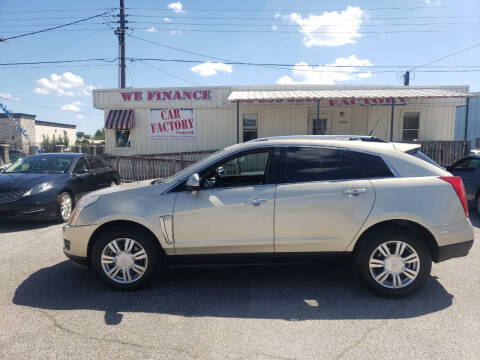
[150,108,196,139]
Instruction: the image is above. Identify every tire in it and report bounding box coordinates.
[354,228,432,298]
[56,192,73,223]
[91,226,161,290]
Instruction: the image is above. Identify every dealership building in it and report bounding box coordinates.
[92,84,471,156]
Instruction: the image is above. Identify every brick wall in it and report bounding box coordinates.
[0,116,35,153]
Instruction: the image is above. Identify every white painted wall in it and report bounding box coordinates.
[35,124,76,146]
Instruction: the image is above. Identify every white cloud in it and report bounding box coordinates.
[274,12,281,19]
[0,92,22,101]
[272,25,278,31]
[425,0,442,4]
[75,115,85,119]
[190,61,233,76]
[168,2,185,13]
[34,72,94,97]
[276,55,373,84]
[170,30,182,35]
[286,6,365,47]
[164,17,172,22]
[61,101,85,112]
[146,26,157,32]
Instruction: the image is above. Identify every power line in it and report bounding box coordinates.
[0,58,118,66]
[127,6,480,12]
[137,60,200,86]
[0,11,112,42]
[412,41,480,70]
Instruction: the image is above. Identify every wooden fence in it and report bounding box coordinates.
[101,155,196,182]
[415,140,471,166]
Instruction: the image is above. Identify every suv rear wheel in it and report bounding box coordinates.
[92,227,161,290]
[354,229,432,297]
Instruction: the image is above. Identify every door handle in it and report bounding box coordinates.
[344,188,366,197]
[245,198,267,206]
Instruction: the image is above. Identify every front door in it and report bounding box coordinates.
[173,148,276,255]
[274,146,375,252]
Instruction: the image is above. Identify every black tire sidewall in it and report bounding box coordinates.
[91,227,160,291]
[354,229,432,298]
[56,192,72,223]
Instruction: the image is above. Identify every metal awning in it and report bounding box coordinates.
[105,110,134,129]
[227,88,470,105]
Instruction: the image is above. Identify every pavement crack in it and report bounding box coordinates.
[34,309,191,355]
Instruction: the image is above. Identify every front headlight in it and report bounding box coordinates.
[23,183,54,196]
[68,195,99,225]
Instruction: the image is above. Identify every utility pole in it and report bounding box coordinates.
[403,70,410,86]
[115,0,126,88]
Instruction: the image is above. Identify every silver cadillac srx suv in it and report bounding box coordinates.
[63,136,474,297]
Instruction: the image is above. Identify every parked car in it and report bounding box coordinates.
[9,149,27,164]
[447,154,480,214]
[0,153,119,222]
[63,136,474,297]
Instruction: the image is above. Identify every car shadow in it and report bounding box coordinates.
[0,219,58,234]
[13,261,453,325]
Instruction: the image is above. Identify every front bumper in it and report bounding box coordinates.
[63,223,98,260]
[435,239,474,262]
[0,198,57,219]
[63,249,89,268]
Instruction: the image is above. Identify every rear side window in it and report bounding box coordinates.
[282,147,364,183]
[353,152,394,178]
[407,150,443,169]
[450,158,480,172]
[87,156,105,169]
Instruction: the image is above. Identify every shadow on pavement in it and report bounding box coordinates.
[13,260,453,325]
[0,220,58,234]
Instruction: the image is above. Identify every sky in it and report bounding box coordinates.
[1,0,480,135]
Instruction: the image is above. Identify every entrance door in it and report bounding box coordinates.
[173,148,276,255]
[274,146,375,252]
[312,117,330,135]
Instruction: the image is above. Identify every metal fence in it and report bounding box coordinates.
[415,140,471,166]
[100,155,196,183]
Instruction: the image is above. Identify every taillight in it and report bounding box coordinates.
[439,176,469,218]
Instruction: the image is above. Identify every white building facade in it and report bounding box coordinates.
[92,85,470,156]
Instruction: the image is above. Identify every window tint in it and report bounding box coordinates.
[73,157,90,173]
[201,150,271,188]
[353,152,394,178]
[451,158,480,172]
[282,147,364,183]
[87,156,105,169]
[407,150,443,169]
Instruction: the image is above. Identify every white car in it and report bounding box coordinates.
[63,136,474,297]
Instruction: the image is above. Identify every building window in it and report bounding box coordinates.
[116,130,131,147]
[313,118,328,135]
[242,113,258,142]
[402,112,420,141]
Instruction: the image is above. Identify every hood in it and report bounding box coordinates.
[87,179,170,197]
[0,173,64,192]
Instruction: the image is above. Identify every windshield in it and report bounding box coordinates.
[5,156,73,174]
[153,149,226,184]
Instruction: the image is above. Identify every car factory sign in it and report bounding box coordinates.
[150,108,196,139]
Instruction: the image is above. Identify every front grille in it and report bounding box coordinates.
[0,188,28,203]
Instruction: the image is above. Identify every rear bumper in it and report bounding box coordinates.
[435,239,474,262]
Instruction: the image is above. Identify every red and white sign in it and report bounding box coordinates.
[150,109,195,139]
[121,90,212,102]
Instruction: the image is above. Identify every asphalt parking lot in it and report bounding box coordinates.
[0,218,479,360]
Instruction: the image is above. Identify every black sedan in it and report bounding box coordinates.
[447,154,480,214]
[0,153,119,222]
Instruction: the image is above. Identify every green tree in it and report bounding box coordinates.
[93,128,105,140]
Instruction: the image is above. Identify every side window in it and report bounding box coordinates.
[402,112,420,141]
[451,158,480,172]
[282,147,365,183]
[116,130,131,147]
[87,156,104,169]
[200,150,271,188]
[73,157,90,173]
[352,152,394,178]
[242,114,258,142]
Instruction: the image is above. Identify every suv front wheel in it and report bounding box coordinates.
[92,227,160,290]
[354,229,432,298]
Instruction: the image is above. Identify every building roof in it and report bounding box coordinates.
[227,88,471,103]
[35,120,76,129]
[0,113,36,119]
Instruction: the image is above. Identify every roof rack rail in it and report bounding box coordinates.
[248,135,388,143]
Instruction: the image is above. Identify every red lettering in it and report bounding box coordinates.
[134,92,143,101]
[150,123,156,133]
[174,120,181,130]
[121,92,133,101]
[147,92,154,101]
[174,91,183,100]
[203,90,211,100]
[187,118,193,128]
[162,91,172,100]
[155,92,162,100]
[193,91,201,100]
[183,91,192,100]
[173,109,180,119]
[181,119,188,129]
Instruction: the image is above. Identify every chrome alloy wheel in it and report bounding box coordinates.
[369,241,420,289]
[60,194,72,221]
[101,238,148,284]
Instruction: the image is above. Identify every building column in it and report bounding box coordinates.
[390,98,395,141]
[0,144,9,164]
[236,101,240,143]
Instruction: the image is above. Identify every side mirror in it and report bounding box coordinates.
[186,173,201,190]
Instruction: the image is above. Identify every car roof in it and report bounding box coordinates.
[28,153,84,158]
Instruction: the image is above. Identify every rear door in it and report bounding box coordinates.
[274,146,375,252]
[86,156,110,189]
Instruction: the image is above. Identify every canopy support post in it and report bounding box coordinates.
[464,97,470,140]
[390,98,395,141]
[236,101,240,143]
[316,100,320,131]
